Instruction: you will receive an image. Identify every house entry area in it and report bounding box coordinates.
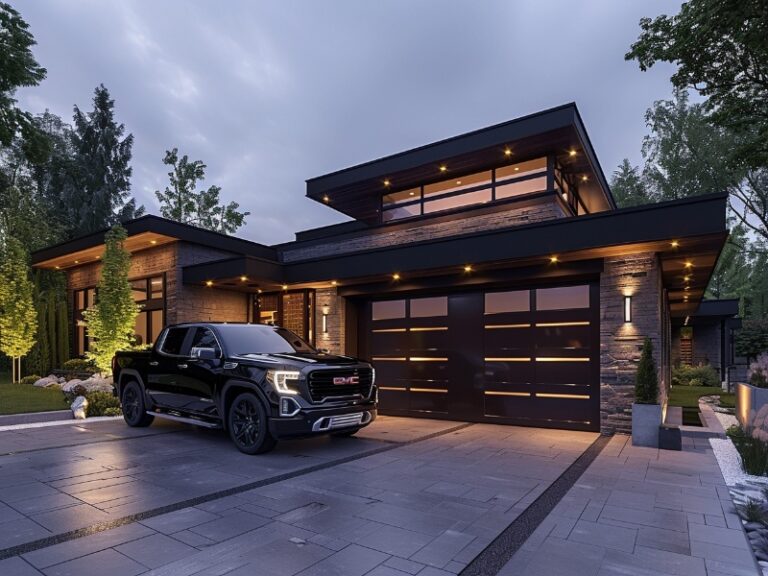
[361,283,600,431]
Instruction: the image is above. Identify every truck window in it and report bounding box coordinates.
[160,327,188,355]
[188,327,221,356]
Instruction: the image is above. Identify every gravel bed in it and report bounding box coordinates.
[714,410,739,431]
[710,438,768,487]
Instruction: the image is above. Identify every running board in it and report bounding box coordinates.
[146,411,222,429]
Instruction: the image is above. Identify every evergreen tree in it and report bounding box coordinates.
[0,236,37,381]
[56,300,69,365]
[707,224,751,308]
[67,85,144,237]
[0,2,46,149]
[610,159,654,207]
[82,225,139,374]
[635,338,659,404]
[155,148,249,234]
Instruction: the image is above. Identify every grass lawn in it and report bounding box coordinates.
[0,372,68,415]
[668,385,735,426]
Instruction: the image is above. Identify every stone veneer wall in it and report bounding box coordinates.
[314,288,345,355]
[281,199,566,262]
[600,252,664,435]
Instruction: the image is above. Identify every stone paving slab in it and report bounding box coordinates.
[1,417,597,575]
[499,434,760,576]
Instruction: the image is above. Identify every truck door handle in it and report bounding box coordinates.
[149,361,159,366]
[177,364,188,369]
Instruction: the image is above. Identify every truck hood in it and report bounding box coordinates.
[233,351,361,366]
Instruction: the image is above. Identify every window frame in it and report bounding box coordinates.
[380,154,591,224]
[252,288,316,345]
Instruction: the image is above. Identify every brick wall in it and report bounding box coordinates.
[314,288,345,355]
[67,242,248,328]
[174,242,249,324]
[600,253,663,435]
[281,199,566,262]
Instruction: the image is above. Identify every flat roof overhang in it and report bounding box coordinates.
[186,193,728,318]
[31,215,278,270]
[306,103,616,223]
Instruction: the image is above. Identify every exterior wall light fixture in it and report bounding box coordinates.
[322,305,330,334]
[624,295,632,323]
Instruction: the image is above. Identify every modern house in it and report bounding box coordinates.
[31,103,729,434]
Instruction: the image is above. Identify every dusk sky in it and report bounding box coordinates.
[17,1,677,244]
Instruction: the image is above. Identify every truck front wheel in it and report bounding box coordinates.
[121,381,154,427]
[227,392,277,455]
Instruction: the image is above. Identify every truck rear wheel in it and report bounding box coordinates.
[121,381,154,427]
[228,392,277,454]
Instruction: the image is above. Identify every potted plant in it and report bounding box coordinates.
[632,337,662,447]
[736,353,768,427]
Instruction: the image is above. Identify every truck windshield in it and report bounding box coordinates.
[216,325,315,355]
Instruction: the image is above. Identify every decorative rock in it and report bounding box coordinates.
[78,376,114,394]
[62,379,83,393]
[71,396,88,419]
[746,522,765,531]
[33,377,55,388]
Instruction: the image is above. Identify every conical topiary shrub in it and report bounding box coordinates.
[635,337,658,404]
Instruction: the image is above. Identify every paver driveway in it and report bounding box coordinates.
[0,416,596,575]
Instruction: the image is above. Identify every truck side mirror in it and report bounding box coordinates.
[191,347,218,360]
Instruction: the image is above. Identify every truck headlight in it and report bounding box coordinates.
[266,370,300,395]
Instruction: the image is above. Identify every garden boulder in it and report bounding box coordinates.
[71,396,88,419]
[62,379,83,393]
[33,376,57,388]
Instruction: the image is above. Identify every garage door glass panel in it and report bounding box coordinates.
[536,285,590,310]
[485,290,530,314]
[372,300,406,321]
[410,296,447,318]
[483,361,534,384]
[535,325,591,350]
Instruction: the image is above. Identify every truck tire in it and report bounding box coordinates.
[228,392,277,454]
[121,380,154,427]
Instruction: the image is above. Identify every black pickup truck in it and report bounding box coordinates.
[112,323,377,454]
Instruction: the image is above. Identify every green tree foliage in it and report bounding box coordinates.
[82,225,139,374]
[0,2,46,150]
[66,85,144,237]
[736,319,768,361]
[626,0,768,169]
[706,224,751,307]
[610,159,653,208]
[635,338,659,404]
[0,236,37,381]
[56,299,69,366]
[155,148,249,234]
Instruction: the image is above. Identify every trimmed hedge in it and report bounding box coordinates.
[672,364,720,387]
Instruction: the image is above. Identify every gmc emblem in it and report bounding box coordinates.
[333,376,359,385]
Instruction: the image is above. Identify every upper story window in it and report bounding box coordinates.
[381,157,561,223]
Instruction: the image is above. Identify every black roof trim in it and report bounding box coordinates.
[282,193,727,283]
[305,102,615,209]
[693,298,740,318]
[31,214,278,265]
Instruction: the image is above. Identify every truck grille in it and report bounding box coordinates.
[307,368,373,403]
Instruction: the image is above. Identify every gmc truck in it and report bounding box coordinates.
[112,323,377,454]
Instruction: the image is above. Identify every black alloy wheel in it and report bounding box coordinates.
[121,381,154,427]
[228,392,276,454]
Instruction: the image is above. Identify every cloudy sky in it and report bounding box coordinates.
[17,0,677,245]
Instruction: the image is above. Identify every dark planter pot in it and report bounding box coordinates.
[658,425,682,451]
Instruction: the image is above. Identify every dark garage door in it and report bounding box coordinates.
[362,283,600,431]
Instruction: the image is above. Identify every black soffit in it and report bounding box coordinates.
[183,193,728,317]
[305,103,616,222]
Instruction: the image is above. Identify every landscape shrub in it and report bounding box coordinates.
[736,498,768,525]
[63,384,88,404]
[19,374,42,386]
[85,391,121,417]
[62,358,97,373]
[671,364,720,387]
[729,426,768,476]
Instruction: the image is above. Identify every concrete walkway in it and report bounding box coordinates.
[0,416,596,575]
[499,434,759,576]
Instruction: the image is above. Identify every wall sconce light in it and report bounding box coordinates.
[322,305,330,333]
[624,295,632,323]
